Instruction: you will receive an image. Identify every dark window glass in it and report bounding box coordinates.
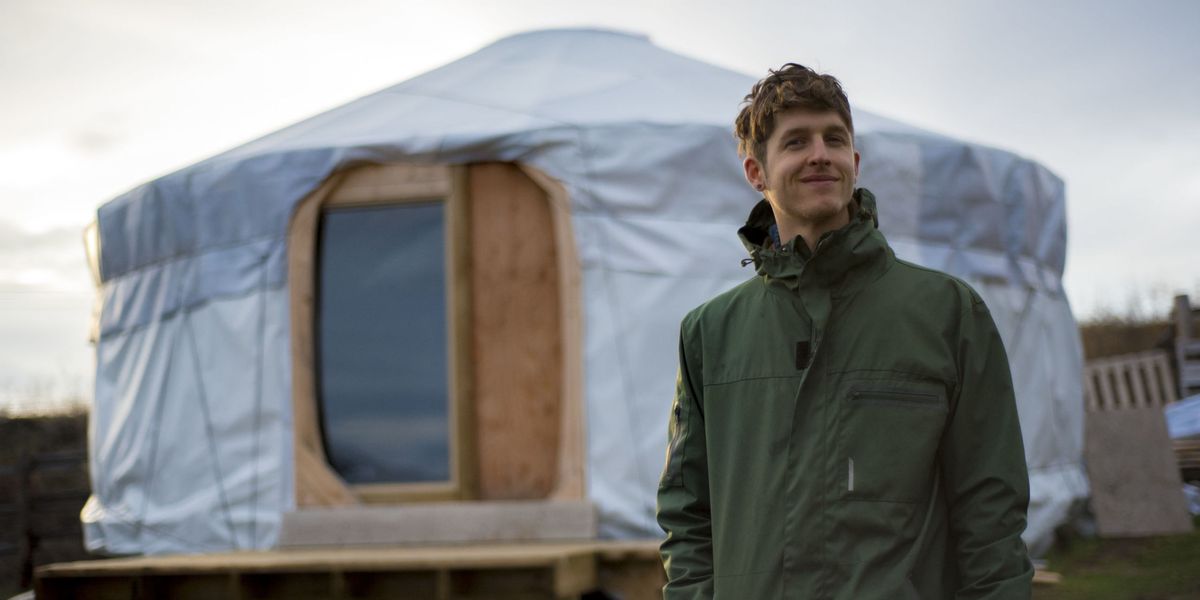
[317,202,450,484]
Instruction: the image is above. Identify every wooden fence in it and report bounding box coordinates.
[1084,349,1200,479]
[0,449,90,593]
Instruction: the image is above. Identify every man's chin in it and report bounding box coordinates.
[797,201,851,224]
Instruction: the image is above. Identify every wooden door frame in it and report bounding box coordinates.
[286,162,585,506]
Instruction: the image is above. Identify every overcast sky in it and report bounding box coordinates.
[1,0,1198,409]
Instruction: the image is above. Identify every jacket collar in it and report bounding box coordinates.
[737,188,892,295]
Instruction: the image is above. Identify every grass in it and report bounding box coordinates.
[1034,517,1200,600]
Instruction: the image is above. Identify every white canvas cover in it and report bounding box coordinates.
[85,28,1086,557]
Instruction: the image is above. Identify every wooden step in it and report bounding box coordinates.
[279,500,597,549]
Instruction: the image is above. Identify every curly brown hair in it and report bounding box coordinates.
[734,63,854,166]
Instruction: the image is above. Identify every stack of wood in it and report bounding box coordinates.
[1175,295,1200,399]
[1174,437,1200,481]
[1171,295,1200,481]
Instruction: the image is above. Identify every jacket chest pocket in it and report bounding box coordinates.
[837,382,948,503]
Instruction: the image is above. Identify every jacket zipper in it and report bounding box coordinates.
[850,390,942,410]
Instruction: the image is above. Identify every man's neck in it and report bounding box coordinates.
[777,210,850,253]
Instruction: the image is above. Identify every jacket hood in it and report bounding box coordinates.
[737,188,891,294]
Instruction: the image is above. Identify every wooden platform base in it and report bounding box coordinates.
[34,540,664,600]
[279,501,597,548]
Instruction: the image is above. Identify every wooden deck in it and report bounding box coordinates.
[35,540,664,600]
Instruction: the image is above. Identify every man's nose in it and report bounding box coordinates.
[807,138,831,164]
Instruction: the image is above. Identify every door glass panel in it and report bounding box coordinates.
[317,201,450,484]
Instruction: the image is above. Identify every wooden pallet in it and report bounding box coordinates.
[35,540,664,600]
[1083,350,1176,411]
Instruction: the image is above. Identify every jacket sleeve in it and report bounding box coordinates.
[943,291,1034,599]
[657,325,713,599]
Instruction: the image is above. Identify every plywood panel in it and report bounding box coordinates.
[37,543,602,575]
[288,173,357,507]
[469,163,562,500]
[519,165,586,501]
[278,501,596,548]
[1084,407,1193,537]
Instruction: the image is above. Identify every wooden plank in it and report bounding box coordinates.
[294,445,358,507]
[1176,295,1197,397]
[1182,363,1200,392]
[449,165,479,503]
[1083,367,1100,411]
[287,172,358,508]
[1175,295,1194,340]
[1094,363,1117,411]
[327,164,452,206]
[1112,363,1134,409]
[1033,568,1062,585]
[436,569,450,600]
[38,543,604,576]
[598,559,665,600]
[469,163,562,501]
[447,567,551,599]
[1156,354,1180,403]
[553,551,597,599]
[594,540,664,600]
[1142,354,1167,407]
[1127,361,1148,408]
[279,501,596,548]
[519,165,586,502]
[1175,438,1200,471]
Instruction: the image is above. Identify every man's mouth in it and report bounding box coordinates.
[800,174,839,183]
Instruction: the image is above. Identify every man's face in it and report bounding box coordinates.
[744,109,860,231]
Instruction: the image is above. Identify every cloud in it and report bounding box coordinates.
[0,220,91,292]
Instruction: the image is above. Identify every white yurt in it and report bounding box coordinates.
[83,28,1087,557]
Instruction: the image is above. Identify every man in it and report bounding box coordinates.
[656,64,1033,599]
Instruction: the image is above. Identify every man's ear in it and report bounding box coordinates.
[744,156,765,192]
[853,150,861,180]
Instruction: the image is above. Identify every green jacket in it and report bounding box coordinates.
[657,189,1032,599]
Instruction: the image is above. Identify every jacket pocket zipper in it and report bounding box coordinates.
[851,390,942,410]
